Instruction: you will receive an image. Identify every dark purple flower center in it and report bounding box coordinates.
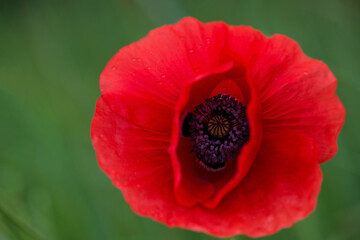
[182,94,250,171]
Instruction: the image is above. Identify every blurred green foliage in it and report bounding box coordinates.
[0,0,359,239]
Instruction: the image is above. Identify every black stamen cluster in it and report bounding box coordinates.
[182,94,250,170]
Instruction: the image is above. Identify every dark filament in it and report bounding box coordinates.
[182,94,250,171]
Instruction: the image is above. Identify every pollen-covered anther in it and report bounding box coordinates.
[182,94,250,171]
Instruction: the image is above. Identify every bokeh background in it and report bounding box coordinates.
[1,0,359,239]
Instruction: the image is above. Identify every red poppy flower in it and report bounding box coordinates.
[91,17,345,237]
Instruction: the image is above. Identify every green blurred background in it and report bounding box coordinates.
[0,0,359,239]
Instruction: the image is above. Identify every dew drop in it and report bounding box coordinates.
[303,71,309,76]
[193,67,200,73]
[160,74,166,79]
[188,48,194,54]
[111,66,117,70]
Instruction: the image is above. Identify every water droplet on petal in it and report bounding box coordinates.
[111,66,116,70]
[188,49,194,54]
[303,71,309,76]
[193,67,200,73]
[161,74,166,79]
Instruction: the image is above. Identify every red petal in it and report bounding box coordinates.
[210,79,244,103]
[116,131,322,238]
[203,131,322,237]
[247,34,345,163]
[99,17,229,132]
[91,97,173,189]
[226,25,265,66]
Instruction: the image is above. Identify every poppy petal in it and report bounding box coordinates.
[248,34,345,163]
[91,97,173,190]
[200,131,322,237]
[99,17,229,132]
[114,131,321,238]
